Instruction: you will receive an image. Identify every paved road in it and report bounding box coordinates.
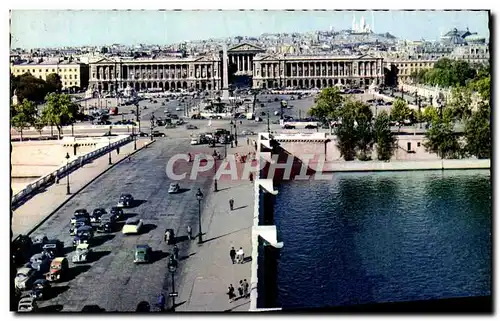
[33,137,213,312]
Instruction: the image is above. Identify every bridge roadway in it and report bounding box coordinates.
[33,137,213,312]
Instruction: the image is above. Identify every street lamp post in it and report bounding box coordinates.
[196,189,204,244]
[65,152,70,195]
[233,122,237,147]
[132,126,137,150]
[108,128,112,165]
[168,258,177,311]
[150,115,155,142]
[212,150,218,192]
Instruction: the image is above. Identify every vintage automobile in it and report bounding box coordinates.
[42,240,64,259]
[134,245,152,263]
[91,208,107,224]
[122,218,143,235]
[18,296,38,312]
[72,243,92,263]
[164,228,175,244]
[168,183,180,194]
[117,194,134,208]
[15,266,38,290]
[45,257,69,282]
[109,207,124,221]
[12,235,33,265]
[31,279,52,300]
[71,209,90,224]
[70,217,91,235]
[73,226,94,246]
[29,253,51,273]
[97,214,116,233]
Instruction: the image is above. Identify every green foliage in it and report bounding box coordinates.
[414,58,477,88]
[46,73,62,92]
[10,73,55,102]
[424,118,462,159]
[464,102,491,159]
[448,86,473,121]
[43,93,80,138]
[390,98,411,129]
[335,99,374,161]
[421,106,439,124]
[468,74,490,102]
[308,87,344,121]
[374,110,396,160]
[11,99,37,140]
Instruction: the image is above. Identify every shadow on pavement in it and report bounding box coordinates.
[232,205,248,211]
[223,300,250,312]
[92,234,116,247]
[136,301,151,312]
[63,245,75,254]
[174,235,190,243]
[39,304,64,312]
[120,213,138,221]
[176,188,191,194]
[217,187,231,192]
[242,256,252,263]
[179,252,196,261]
[129,199,147,208]
[81,305,106,312]
[43,285,70,300]
[66,265,91,281]
[201,226,251,244]
[150,250,169,264]
[140,224,157,235]
[87,250,111,263]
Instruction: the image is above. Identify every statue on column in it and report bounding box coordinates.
[11,88,19,106]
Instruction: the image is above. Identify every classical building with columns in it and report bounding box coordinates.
[252,54,384,89]
[88,43,386,93]
[88,54,221,93]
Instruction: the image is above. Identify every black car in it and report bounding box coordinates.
[151,131,166,137]
[118,194,134,208]
[42,240,64,259]
[305,124,318,129]
[97,214,116,233]
[110,207,124,221]
[72,209,90,222]
[283,124,296,129]
[138,132,149,137]
[91,208,107,223]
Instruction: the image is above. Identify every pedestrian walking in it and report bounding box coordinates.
[249,172,253,182]
[229,198,234,211]
[237,247,244,264]
[238,281,244,298]
[243,279,250,297]
[226,286,233,303]
[187,225,192,240]
[157,293,166,312]
[230,247,236,264]
[228,284,236,302]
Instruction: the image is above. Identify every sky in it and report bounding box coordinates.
[10,10,490,49]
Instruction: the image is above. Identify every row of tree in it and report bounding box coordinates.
[410,58,485,88]
[308,82,491,161]
[10,72,63,103]
[11,93,80,140]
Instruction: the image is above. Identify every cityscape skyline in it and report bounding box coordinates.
[10,10,490,49]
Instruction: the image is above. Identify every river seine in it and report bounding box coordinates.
[274,170,491,309]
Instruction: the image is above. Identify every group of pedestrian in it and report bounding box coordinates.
[229,246,245,264]
[226,279,250,303]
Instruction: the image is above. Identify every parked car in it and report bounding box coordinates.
[70,217,91,235]
[73,226,94,246]
[72,243,92,263]
[18,296,38,312]
[15,266,38,290]
[122,218,143,235]
[42,240,64,259]
[45,257,69,282]
[117,194,134,208]
[71,209,90,224]
[168,183,180,194]
[97,214,116,233]
[134,245,152,263]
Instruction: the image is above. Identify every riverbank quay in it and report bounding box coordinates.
[175,141,255,311]
[11,138,153,239]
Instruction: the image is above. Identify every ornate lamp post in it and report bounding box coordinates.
[167,257,178,311]
[196,188,204,244]
[65,152,71,195]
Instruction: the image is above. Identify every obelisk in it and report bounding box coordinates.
[222,45,230,101]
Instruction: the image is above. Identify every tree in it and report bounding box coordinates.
[464,102,491,159]
[46,73,62,92]
[11,73,52,102]
[448,86,473,122]
[421,105,440,124]
[308,87,344,131]
[33,114,47,137]
[374,110,396,161]
[424,118,462,159]
[11,99,37,141]
[390,98,411,132]
[43,93,80,139]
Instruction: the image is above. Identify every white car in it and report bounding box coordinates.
[15,267,37,290]
[175,107,182,111]
[72,243,92,263]
[190,138,198,145]
[168,183,180,194]
[122,218,143,234]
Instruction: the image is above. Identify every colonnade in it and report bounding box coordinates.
[229,53,253,74]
